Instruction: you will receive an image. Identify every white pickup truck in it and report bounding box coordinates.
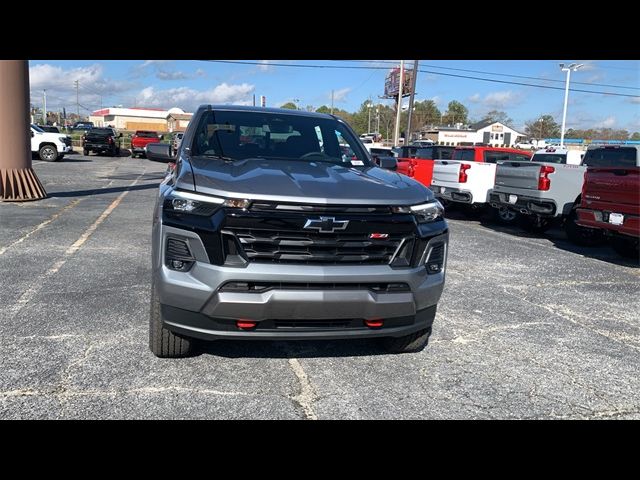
[30,124,73,161]
[488,147,586,232]
[430,146,532,215]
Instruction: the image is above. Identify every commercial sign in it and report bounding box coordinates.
[491,125,503,132]
[384,67,414,97]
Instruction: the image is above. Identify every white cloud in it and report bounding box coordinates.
[195,68,206,77]
[135,83,255,110]
[483,91,518,108]
[30,63,104,91]
[156,70,189,80]
[331,87,351,103]
[468,93,481,103]
[429,96,442,105]
[595,116,616,128]
[257,60,273,72]
[140,60,169,69]
[629,97,640,104]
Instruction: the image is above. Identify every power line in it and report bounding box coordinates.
[332,60,640,91]
[201,60,640,99]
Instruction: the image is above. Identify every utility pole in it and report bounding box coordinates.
[406,60,419,142]
[253,94,256,107]
[43,89,47,125]
[393,60,405,146]
[74,80,79,116]
[367,98,372,133]
[331,90,334,114]
[376,105,380,135]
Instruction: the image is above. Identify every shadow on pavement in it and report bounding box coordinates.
[199,338,393,359]
[48,183,159,198]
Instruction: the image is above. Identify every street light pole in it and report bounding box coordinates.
[559,63,583,148]
[376,106,380,135]
[367,102,372,133]
[393,60,405,146]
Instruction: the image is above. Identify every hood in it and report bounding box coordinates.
[180,157,433,205]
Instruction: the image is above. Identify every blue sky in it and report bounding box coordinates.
[29,59,640,132]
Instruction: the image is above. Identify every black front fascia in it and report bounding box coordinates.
[163,207,448,267]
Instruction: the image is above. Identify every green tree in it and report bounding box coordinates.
[481,110,513,126]
[631,132,640,140]
[412,100,441,131]
[280,102,298,110]
[441,100,469,125]
[315,105,331,114]
[524,115,561,139]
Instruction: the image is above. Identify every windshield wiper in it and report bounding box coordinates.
[200,153,235,162]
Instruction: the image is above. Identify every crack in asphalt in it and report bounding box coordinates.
[287,358,318,420]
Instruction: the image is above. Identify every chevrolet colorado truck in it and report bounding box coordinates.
[489,147,587,232]
[131,130,164,158]
[82,127,122,156]
[574,145,639,258]
[431,146,531,217]
[30,124,73,161]
[145,105,449,358]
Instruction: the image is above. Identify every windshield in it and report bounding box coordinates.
[582,147,637,168]
[531,153,567,164]
[370,148,392,156]
[31,124,44,133]
[190,110,370,167]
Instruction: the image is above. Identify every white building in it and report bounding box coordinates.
[425,121,525,147]
[89,107,169,131]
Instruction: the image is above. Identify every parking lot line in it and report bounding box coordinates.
[8,170,147,318]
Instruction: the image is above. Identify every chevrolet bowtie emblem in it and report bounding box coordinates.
[303,216,349,233]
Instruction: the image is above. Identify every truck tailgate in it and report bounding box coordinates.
[431,160,461,187]
[494,161,541,191]
[583,167,640,211]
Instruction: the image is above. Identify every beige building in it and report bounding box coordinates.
[166,108,193,132]
[89,106,194,132]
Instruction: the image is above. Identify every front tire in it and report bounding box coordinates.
[39,144,58,161]
[83,149,89,156]
[149,282,195,358]
[381,327,432,354]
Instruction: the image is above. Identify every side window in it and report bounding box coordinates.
[331,128,365,164]
[416,147,433,159]
[484,151,511,163]
[510,153,531,162]
[439,148,454,160]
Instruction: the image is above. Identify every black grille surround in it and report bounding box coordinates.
[219,281,411,293]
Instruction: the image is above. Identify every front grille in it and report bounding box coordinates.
[225,229,407,265]
[63,137,72,146]
[166,237,192,259]
[219,281,410,293]
[250,202,392,214]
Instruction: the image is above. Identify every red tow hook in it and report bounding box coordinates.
[364,318,384,328]
[236,320,257,330]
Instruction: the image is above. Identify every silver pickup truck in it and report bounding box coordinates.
[488,147,586,232]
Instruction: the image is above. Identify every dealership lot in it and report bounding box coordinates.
[0,154,638,419]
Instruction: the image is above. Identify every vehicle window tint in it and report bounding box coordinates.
[415,147,433,159]
[438,148,454,160]
[510,154,531,162]
[452,149,475,161]
[484,152,511,163]
[191,110,369,166]
[370,148,391,155]
[137,131,158,138]
[582,147,637,168]
[91,128,115,135]
[531,154,567,164]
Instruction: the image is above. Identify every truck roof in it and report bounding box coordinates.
[195,104,336,120]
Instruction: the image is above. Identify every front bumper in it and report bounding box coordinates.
[59,143,73,154]
[489,191,557,217]
[577,208,640,238]
[154,223,448,340]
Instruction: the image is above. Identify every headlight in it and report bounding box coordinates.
[58,136,67,142]
[164,190,250,216]
[393,200,444,223]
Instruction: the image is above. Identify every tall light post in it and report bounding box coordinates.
[559,63,583,148]
[376,106,380,136]
[367,101,373,133]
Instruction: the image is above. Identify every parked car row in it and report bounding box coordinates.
[391,141,639,260]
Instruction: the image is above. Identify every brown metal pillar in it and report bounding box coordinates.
[0,60,47,201]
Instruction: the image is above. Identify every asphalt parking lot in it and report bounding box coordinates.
[1,152,639,419]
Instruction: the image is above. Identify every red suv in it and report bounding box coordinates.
[131,131,163,158]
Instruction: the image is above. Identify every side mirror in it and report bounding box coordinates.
[146,143,172,162]
[375,156,398,170]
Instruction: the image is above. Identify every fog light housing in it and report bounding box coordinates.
[165,238,195,272]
